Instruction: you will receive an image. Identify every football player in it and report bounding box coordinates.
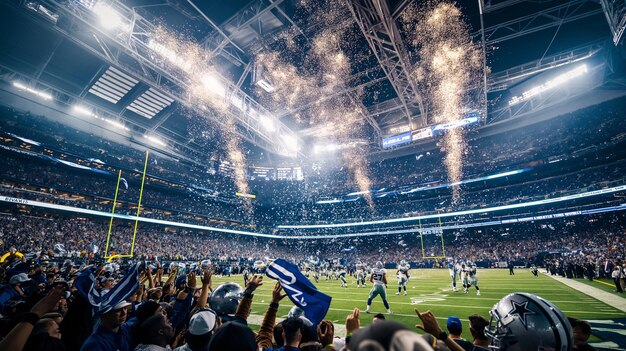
[396,260,410,296]
[366,261,392,315]
[339,267,348,288]
[466,263,480,295]
[448,260,458,292]
[356,263,366,288]
[531,264,539,277]
[460,263,470,293]
[243,267,250,287]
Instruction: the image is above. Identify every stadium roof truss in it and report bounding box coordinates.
[5,0,301,158]
[0,0,622,160]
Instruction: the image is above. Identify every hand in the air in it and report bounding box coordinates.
[346,308,360,334]
[270,282,287,304]
[414,308,443,336]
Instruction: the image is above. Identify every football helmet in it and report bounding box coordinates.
[485,292,572,351]
[400,260,407,266]
[376,261,383,269]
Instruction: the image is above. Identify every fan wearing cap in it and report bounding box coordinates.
[0,273,31,311]
[80,300,133,351]
[445,316,473,351]
[173,308,218,351]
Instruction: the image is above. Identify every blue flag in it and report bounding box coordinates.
[74,263,140,314]
[266,259,331,326]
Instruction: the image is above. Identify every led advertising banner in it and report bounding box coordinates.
[382,132,412,149]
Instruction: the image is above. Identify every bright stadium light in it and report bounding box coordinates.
[92,3,125,31]
[73,104,130,131]
[200,73,226,98]
[313,143,340,154]
[256,79,275,93]
[103,118,130,131]
[13,81,52,100]
[282,134,298,151]
[73,104,94,117]
[144,134,166,146]
[509,64,588,106]
[259,115,276,132]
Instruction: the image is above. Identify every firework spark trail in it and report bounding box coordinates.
[402,1,485,201]
[256,0,376,207]
[149,27,251,199]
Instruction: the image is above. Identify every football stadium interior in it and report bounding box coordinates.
[0,0,625,350]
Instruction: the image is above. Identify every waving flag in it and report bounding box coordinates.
[266,259,331,325]
[74,263,140,314]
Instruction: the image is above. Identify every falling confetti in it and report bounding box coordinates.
[402,1,486,202]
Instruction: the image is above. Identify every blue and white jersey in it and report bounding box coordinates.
[371,268,386,286]
[447,262,457,277]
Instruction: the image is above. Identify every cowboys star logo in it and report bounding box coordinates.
[507,300,536,329]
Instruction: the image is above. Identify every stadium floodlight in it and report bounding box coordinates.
[259,115,276,132]
[200,73,226,98]
[73,104,130,131]
[103,118,130,131]
[143,134,166,146]
[92,3,126,31]
[12,81,53,100]
[509,64,588,106]
[256,79,275,93]
[73,104,94,117]
[282,134,298,151]
[313,143,340,154]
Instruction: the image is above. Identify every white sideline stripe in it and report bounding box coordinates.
[543,273,626,313]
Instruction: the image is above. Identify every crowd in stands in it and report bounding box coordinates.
[0,248,609,351]
[0,210,623,269]
[1,140,625,231]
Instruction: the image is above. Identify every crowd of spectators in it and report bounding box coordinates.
[0,209,623,268]
[0,232,610,351]
[1,142,625,231]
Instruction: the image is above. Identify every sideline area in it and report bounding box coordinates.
[544,273,626,313]
[545,273,626,350]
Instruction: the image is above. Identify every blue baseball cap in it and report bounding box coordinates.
[446,316,462,331]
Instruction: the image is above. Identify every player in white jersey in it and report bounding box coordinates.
[464,263,480,295]
[395,260,410,296]
[356,264,366,287]
[365,261,392,314]
[338,267,348,287]
[531,264,539,277]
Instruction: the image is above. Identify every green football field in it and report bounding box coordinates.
[208,268,625,341]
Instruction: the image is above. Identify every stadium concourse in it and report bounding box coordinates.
[1,0,626,350]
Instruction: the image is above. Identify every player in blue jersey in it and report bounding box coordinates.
[448,260,458,292]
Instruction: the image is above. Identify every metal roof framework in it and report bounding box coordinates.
[9,0,301,157]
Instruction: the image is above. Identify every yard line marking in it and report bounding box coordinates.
[592,279,618,287]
